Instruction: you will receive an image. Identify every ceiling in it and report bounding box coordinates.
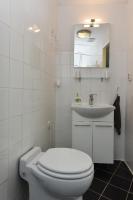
[58,0,128,5]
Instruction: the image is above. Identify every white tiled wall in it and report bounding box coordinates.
[126,0,133,171]
[55,2,128,160]
[0,0,57,200]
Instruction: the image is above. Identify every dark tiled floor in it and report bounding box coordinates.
[84,161,133,200]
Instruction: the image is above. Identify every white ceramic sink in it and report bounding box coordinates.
[71,103,115,118]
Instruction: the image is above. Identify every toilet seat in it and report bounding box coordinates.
[36,148,93,180]
[36,164,94,180]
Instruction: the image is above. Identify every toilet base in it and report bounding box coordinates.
[30,191,83,200]
[29,180,83,200]
[63,197,82,200]
[30,190,83,200]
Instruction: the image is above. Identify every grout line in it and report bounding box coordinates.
[125,161,133,176]
[125,178,133,200]
[101,195,112,200]
[95,168,114,175]
[97,161,122,200]
[95,166,132,182]
[109,183,130,193]
[89,188,112,200]
[114,174,132,182]
[95,177,107,184]
[94,177,131,193]
[89,188,101,196]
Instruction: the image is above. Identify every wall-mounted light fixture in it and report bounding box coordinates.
[28,24,40,33]
[84,18,101,28]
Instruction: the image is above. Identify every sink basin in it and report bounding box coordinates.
[71,103,115,118]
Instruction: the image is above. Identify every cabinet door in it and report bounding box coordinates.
[72,122,92,157]
[93,122,114,163]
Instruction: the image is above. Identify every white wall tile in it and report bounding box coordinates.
[32,91,41,111]
[0,0,57,198]
[10,31,23,61]
[126,0,133,170]
[0,56,9,87]
[22,113,32,139]
[9,116,22,146]
[0,23,10,57]
[0,89,8,120]
[10,59,23,88]
[24,38,32,65]
[22,135,34,154]
[0,182,7,200]
[24,64,32,89]
[0,120,8,152]
[33,79,41,90]
[0,0,10,25]
[31,45,41,68]
[32,68,41,79]
[10,0,25,34]
[8,142,22,200]
[0,150,8,185]
[9,89,23,117]
[23,90,33,113]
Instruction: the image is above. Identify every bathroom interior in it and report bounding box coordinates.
[0,0,133,200]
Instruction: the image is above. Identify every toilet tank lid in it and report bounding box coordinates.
[37,148,93,174]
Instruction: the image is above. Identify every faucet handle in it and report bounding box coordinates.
[89,93,97,105]
[89,93,97,97]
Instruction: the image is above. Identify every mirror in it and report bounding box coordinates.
[74,23,110,68]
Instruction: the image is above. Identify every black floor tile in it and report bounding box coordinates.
[110,175,131,191]
[83,190,100,200]
[130,181,133,193]
[120,162,129,170]
[99,196,110,200]
[103,184,127,200]
[90,178,107,194]
[95,169,112,183]
[87,161,133,200]
[95,161,120,174]
[115,165,132,181]
[127,193,133,200]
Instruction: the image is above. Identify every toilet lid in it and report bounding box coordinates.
[37,148,93,174]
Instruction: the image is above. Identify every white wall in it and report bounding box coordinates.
[0,0,57,200]
[126,0,133,171]
[55,1,128,160]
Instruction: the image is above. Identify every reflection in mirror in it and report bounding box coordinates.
[74,24,110,68]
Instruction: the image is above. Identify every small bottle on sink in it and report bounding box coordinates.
[75,92,81,103]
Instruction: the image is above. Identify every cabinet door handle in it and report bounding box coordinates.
[74,123,91,126]
[95,124,113,127]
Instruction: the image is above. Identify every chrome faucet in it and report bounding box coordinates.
[89,94,97,105]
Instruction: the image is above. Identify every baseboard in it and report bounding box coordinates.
[124,161,133,175]
[115,158,125,162]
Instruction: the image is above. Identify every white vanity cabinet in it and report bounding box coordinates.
[72,121,93,157]
[93,122,114,163]
[72,111,114,164]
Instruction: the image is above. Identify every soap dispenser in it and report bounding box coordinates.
[75,93,81,103]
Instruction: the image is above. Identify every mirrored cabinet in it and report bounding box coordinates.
[74,24,110,68]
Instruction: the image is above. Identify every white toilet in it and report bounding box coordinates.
[19,147,94,200]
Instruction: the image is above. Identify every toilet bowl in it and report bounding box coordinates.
[20,147,94,200]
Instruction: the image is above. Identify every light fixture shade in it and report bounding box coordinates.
[84,18,101,28]
[77,29,92,39]
[84,24,91,28]
[93,24,100,28]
